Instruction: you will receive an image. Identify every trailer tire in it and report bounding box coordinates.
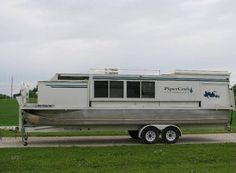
[162,126,180,144]
[141,126,160,144]
[128,130,139,139]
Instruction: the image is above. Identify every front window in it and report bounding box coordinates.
[127,81,140,98]
[94,81,108,98]
[110,81,124,98]
[141,82,155,98]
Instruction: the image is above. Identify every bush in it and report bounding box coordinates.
[233,85,236,105]
[0,94,10,99]
[29,86,38,98]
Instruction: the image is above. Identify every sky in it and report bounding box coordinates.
[0,0,236,95]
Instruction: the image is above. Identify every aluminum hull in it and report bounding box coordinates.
[23,108,230,127]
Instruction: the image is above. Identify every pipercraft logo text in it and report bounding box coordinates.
[164,87,193,93]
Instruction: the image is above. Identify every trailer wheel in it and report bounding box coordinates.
[141,126,160,144]
[162,126,180,144]
[128,130,139,139]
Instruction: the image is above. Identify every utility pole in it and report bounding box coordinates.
[10,76,13,99]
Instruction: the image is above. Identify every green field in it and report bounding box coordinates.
[0,144,235,173]
[0,99,235,136]
[0,99,18,125]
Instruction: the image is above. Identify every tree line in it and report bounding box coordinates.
[0,86,38,99]
[233,85,236,105]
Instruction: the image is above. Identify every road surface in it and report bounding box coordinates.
[1,133,236,148]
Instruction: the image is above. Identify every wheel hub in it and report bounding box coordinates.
[145,130,156,142]
[166,130,176,142]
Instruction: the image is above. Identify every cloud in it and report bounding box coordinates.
[0,0,236,94]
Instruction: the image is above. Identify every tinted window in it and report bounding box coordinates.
[110,81,123,98]
[142,82,155,98]
[127,82,140,98]
[94,81,108,97]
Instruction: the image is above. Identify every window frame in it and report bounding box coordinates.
[141,81,155,98]
[94,80,124,98]
[93,80,156,100]
[127,81,141,98]
[94,80,109,98]
[109,81,124,98]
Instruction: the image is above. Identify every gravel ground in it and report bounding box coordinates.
[0,133,236,148]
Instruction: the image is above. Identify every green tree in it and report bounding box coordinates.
[0,94,10,99]
[233,84,236,94]
[233,84,236,105]
[29,86,38,98]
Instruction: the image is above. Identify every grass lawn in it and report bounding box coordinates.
[0,99,18,126]
[0,143,235,173]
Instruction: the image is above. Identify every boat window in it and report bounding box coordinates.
[94,81,108,97]
[141,82,155,98]
[127,81,140,98]
[110,81,123,98]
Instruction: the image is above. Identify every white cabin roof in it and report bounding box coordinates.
[46,70,230,83]
[173,70,230,76]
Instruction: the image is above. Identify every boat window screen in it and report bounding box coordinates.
[127,81,140,98]
[141,82,155,98]
[94,81,108,97]
[110,81,123,98]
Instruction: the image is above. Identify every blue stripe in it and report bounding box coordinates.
[46,84,88,88]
